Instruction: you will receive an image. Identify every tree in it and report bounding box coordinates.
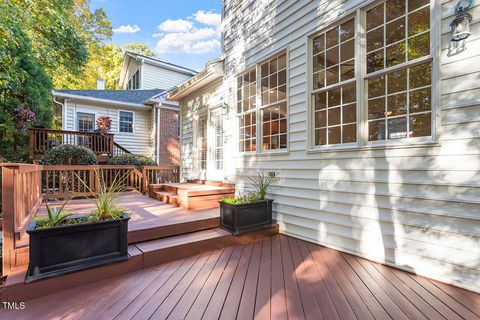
[124,43,155,56]
[0,1,53,161]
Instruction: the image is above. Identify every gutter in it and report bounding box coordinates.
[52,92,152,110]
[167,60,224,101]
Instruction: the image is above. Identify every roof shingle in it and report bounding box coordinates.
[53,89,165,105]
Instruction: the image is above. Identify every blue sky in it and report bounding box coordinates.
[91,0,221,70]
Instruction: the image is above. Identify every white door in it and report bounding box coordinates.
[207,107,224,181]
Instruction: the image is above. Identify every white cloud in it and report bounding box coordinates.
[158,19,193,33]
[193,11,221,28]
[153,10,221,55]
[113,24,141,34]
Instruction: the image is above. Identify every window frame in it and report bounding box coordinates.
[118,110,135,135]
[236,48,290,155]
[307,0,439,152]
[196,112,208,172]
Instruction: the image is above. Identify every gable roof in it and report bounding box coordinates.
[125,52,198,75]
[53,89,165,106]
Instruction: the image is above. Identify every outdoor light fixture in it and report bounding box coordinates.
[450,0,473,42]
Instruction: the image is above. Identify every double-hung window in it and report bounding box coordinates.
[237,69,257,152]
[237,52,288,153]
[310,0,433,148]
[119,111,134,133]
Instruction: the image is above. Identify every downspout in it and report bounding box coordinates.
[156,104,161,165]
[52,95,68,129]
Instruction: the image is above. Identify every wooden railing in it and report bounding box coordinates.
[41,165,179,199]
[113,142,131,156]
[29,128,115,160]
[2,164,43,275]
[1,164,179,275]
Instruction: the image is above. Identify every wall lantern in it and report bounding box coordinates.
[450,0,473,42]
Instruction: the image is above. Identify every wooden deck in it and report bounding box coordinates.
[35,192,220,244]
[2,234,479,320]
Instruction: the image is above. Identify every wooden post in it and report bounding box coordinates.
[142,168,148,194]
[2,165,16,275]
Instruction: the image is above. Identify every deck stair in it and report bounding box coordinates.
[3,199,277,301]
[149,180,235,210]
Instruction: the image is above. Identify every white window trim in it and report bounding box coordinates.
[118,110,135,135]
[236,48,290,156]
[76,111,97,132]
[306,0,440,153]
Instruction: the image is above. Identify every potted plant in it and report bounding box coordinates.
[219,172,278,235]
[25,170,130,283]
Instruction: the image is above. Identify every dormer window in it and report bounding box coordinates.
[127,70,140,90]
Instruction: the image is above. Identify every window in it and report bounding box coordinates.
[119,111,134,133]
[127,70,140,90]
[77,113,95,132]
[211,108,224,170]
[237,69,257,152]
[260,54,287,150]
[310,0,433,148]
[197,114,208,170]
[366,0,432,141]
[312,19,356,146]
[237,52,288,153]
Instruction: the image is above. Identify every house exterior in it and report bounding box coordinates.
[168,0,480,292]
[119,52,197,90]
[52,51,197,165]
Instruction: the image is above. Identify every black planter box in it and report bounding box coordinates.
[25,213,130,283]
[220,199,273,235]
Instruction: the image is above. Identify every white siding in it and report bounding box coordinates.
[180,78,225,180]
[64,100,155,158]
[180,0,480,292]
[141,63,194,90]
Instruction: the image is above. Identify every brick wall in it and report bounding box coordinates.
[158,108,180,166]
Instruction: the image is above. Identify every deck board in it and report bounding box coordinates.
[2,234,479,320]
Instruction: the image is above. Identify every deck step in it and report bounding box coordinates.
[152,191,179,206]
[3,224,279,301]
[148,181,236,210]
[136,228,231,267]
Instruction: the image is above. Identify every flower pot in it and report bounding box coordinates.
[219,199,273,235]
[25,213,130,283]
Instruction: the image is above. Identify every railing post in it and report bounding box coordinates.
[2,165,17,275]
[29,129,35,160]
[142,168,147,194]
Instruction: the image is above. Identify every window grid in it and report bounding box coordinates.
[367,61,432,141]
[312,18,355,90]
[237,67,258,153]
[366,0,430,74]
[314,84,357,145]
[260,54,288,151]
[198,114,207,170]
[119,111,133,133]
[239,112,256,152]
[211,110,224,170]
[311,17,357,146]
[309,0,433,148]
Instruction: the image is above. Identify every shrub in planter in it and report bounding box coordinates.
[108,153,157,167]
[40,144,97,165]
[219,172,278,235]
[26,170,130,283]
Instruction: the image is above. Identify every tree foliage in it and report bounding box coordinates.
[123,43,155,57]
[0,0,115,161]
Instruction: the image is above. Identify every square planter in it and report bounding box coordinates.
[25,213,130,283]
[220,199,273,235]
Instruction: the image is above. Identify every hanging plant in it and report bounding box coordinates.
[96,115,111,134]
[13,107,36,132]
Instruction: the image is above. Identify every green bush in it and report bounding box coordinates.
[108,153,157,167]
[40,144,97,165]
